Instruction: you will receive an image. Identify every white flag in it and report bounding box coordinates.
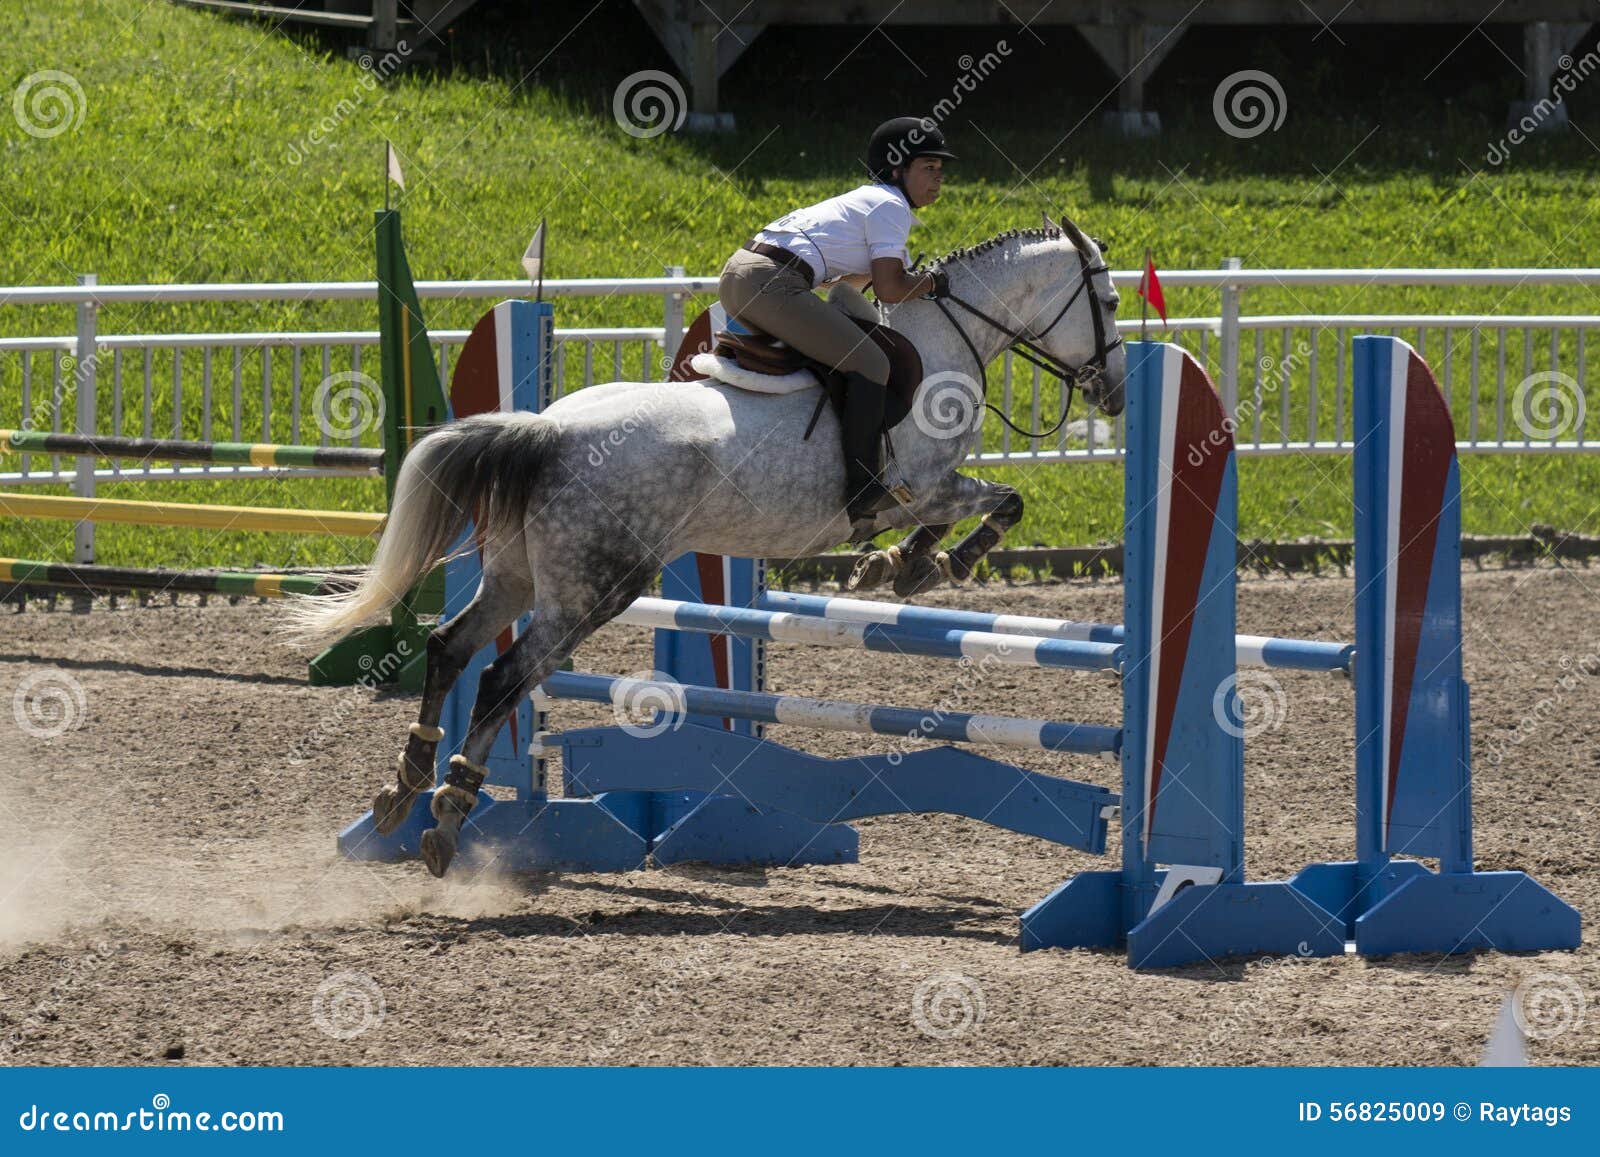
[522,219,546,282]
[386,141,405,190]
[1480,992,1528,1067]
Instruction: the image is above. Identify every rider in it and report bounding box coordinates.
[718,116,954,525]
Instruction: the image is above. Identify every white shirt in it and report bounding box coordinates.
[754,183,919,283]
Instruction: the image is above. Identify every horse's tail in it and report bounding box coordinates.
[281,413,559,645]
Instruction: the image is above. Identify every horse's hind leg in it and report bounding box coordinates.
[421,564,657,877]
[371,538,535,836]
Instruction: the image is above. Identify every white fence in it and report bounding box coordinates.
[4,264,1597,491]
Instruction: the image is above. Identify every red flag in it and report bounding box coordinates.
[1138,255,1167,324]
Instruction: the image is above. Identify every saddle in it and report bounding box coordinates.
[713,317,923,433]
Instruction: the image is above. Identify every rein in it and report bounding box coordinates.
[930,253,1123,441]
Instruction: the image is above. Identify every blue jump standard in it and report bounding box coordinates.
[1017,341,1350,967]
[558,723,1117,857]
[1277,336,1578,957]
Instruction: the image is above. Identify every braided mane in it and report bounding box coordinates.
[932,227,1064,268]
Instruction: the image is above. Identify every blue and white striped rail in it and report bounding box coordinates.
[539,671,1121,755]
[757,590,1353,673]
[613,596,1123,672]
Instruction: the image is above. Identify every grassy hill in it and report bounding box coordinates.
[4,1,1599,570]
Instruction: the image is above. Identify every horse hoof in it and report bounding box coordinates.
[419,827,457,878]
[370,782,420,836]
[893,553,944,597]
[847,548,900,591]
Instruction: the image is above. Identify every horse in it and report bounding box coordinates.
[283,213,1126,877]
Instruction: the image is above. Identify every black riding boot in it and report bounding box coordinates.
[841,371,903,523]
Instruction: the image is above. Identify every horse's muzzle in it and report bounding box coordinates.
[1078,367,1126,417]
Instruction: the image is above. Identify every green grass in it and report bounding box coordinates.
[4,1,1600,568]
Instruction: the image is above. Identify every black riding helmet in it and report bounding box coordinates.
[867,117,957,185]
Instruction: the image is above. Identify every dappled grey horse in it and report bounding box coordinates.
[284,215,1125,876]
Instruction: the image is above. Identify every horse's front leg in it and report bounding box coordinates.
[852,473,1020,597]
[943,480,1022,582]
[846,522,950,593]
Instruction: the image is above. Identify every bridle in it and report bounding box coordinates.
[929,247,1123,440]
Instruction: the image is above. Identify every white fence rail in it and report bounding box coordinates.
[4,265,1598,557]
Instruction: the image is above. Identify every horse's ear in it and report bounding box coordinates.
[1057,213,1095,260]
[1042,211,1060,231]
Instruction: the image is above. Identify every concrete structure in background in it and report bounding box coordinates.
[178,2,1597,135]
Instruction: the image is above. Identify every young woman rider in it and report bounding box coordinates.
[717,117,954,526]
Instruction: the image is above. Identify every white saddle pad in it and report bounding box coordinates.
[689,352,817,395]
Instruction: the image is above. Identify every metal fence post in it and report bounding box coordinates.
[1218,257,1242,417]
[73,273,98,564]
[663,264,686,371]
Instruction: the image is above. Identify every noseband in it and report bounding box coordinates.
[930,249,1123,439]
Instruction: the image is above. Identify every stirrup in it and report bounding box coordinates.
[848,485,912,522]
[849,518,886,546]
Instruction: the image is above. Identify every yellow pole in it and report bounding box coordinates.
[0,492,385,537]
